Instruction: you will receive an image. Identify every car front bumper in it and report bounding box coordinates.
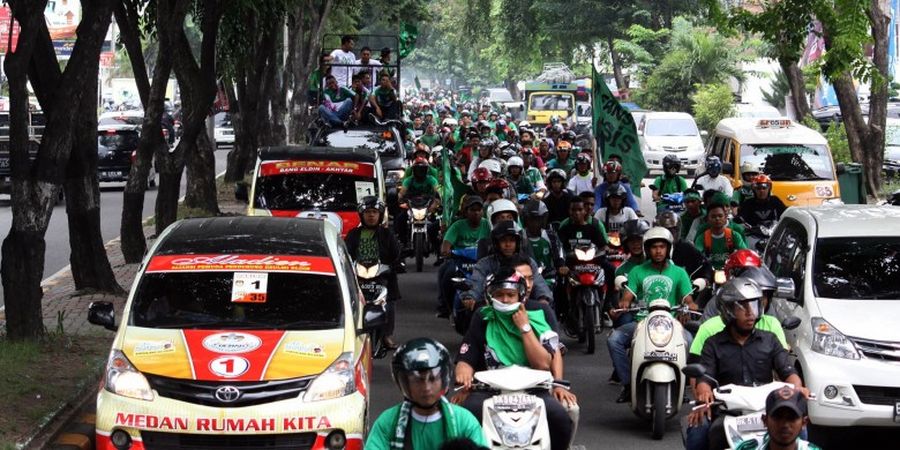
[642,149,703,173]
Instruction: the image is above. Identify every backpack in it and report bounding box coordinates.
[703,227,734,254]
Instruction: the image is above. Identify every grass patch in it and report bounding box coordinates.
[879,178,900,199]
[0,335,109,447]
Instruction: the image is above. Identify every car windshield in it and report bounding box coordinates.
[98,130,140,150]
[325,130,399,156]
[254,172,376,211]
[644,118,699,137]
[529,94,573,111]
[576,102,592,118]
[130,271,343,329]
[813,237,900,300]
[215,112,232,128]
[740,144,834,181]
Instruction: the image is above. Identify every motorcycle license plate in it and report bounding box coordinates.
[735,415,766,433]
[573,264,599,272]
[360,282,379,293]
[894,401,900,423]
[643,351,678,362]
[494,394,537,411]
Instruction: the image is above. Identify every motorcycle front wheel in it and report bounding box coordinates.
[582,299,595,354]
[650,382,667,440]
[414,233,425,272]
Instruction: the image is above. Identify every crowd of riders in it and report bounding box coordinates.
[330,86,815,449]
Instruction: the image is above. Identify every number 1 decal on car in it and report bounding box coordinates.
[232,272,268,303]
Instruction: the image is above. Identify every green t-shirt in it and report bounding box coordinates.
[444,218,490,249]
[372,86,398,107]
[420,133,442,148]
[403,165,440,180]
[652,175,688,195]
[546,157,574,174]
[527,231,555,270]
[524,167,543,188]
[615,258,643,278]
[689,315,788,356]
[735,434,822,450]
[625,260,693,308]
[695,220,746,240]
[733,186,753,205]
[510,175,534,194]
[558,217,609,243]
[694,228,749,269]
[357,229,379,264]
[679,209,705,241]
[323,86,355,103]
[402,175,439,198]
[366,403,487,450]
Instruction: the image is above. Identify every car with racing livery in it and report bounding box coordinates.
[88,216,383,450]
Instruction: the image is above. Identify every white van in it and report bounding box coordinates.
[639,112,705,174]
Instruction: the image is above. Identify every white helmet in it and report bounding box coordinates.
[478,159,502,175]
[507,156,524,169]
[442,117,458,127]
[487,199,519,223]
[642,226,673,256]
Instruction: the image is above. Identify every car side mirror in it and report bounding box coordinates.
[235,182,249,202]
[781,316,802,331]
[360,304,387,335]
[700,130,709,137]
[88,301,117,331]
[722,161,734,175]
[775,277,796,301]
[835,162,846,175]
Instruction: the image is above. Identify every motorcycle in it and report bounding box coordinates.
[356,262,391,359]
[566,244,606,354]
[682,363,813,450]
[659,192,686,215]
[449,247,479,336]
[745,220,777,253]
[463,365,573,450]
[406,195,435,272]
[605,231,628,269]
[612,295,703,440]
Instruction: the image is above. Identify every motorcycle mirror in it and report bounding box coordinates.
[775,277,796,300]
[614,275,628,291]
[782,316,802,330]
[692,278,708,292]
[681,364,706,379]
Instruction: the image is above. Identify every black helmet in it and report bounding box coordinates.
[357,196,386,224]
[561,130,577,142]
[490,220,521,253]
[621,219,651,244]
[716,277,763,326]
[523,199,549,218]
[605,182,627,199]
[485,266,527,301]
[391,338,452,408]
[663,154,682,173]
[655,211,680,230]
[546,168,568,183]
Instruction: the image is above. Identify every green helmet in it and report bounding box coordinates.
[391,338,452,407]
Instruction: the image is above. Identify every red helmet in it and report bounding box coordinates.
[724,249,762,278]
[471,167,493,183]
[751,174,772,189]
[604,160,623,174]
[487,178,510,192]
[413,156,429,167]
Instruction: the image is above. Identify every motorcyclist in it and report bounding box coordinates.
[476,199,527,259]
[738,174,787,228]
[679,189,705,242]
[566,152,596,195]
[608,227,697,403]
[651,155,688,213]
[684,277,808,450]
[459,221,554,311]
[732,162,760,206]
[467,139,498,181]
[656,211,713,284]
[542,169,576,227]
[420,122,442,148]
[546,140,575,174]
[687,191,748,244]
[522,200,566,288]
[397,157,441,249]
[594,183,638,235]
[437,196,491,319]
[518,149,547,195]
[505,156,535,196]
[366,338,486,450]
[610,219,651,331]
[453,267,574,450]
[739,387,822,450]
[694,155,734,197]
[454,130,480,170]
[694,200,748,270]
[593,160,641,215]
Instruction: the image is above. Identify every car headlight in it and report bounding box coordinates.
[104,350,154,401]
[304,352,356,401]
[574,246,596,262]
[647,315,674,347]
[810,317,860,360]
[412,208,428,221]
[489,405,541,447]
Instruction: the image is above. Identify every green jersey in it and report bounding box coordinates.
[444,218,490,249]
[690,315,787,356]
[733,185,753,205]
[510,175,534,194]
[322,85,355,103]
[546,157,574,174]
[402,175,439,198]
[652,175,687,195]
[420,133,441,148]
[372,86,398,107]
[524,167,544,189]
[679,209,705,241]
[357,229,379,264]
[366,403,486,450]
[695,220,746,240]
[527,230,555,270]
[615,258,643,278]
[735,434,822,450]
[694,228,748,269]
[625,260,693,308]
[403,165,440,180]
[558,217,609,243]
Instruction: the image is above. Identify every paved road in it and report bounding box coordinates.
[0,150,229,307]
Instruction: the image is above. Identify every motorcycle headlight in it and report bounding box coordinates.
[304,352,357,401]
[608,235,621,247]
[574,247,596,262]
[810,318,860,360]
[104,350,154,401]
[488,405,541,447]
[412,208,428,221]
[356,263,378,279]
[647,315,674,347]
[714,270,727,285]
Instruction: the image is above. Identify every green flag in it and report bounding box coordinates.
[592,64,646,197]
[414,75,422,90]
[441,146,454,226]
[399,22,418,59]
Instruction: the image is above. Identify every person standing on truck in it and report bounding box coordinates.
[327,35,356,88]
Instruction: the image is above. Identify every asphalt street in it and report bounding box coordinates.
[0,148,229,308]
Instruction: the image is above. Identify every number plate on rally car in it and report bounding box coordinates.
[735,415,766,433]
[894,401,900,423]
[494,394,538,412]
[643,351,678,361]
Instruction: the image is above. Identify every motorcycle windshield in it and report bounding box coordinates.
[451,247,479,261]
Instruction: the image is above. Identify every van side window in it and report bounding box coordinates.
[715,137,729,161]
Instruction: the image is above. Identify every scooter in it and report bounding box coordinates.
[567,244,606,354]
[612,292,703,440]
[356,262,391,359]
[449,247,479,336]
[465,365,572,450]
[407,196,435,272]
[682,364,814,449]
[658,192,686,215]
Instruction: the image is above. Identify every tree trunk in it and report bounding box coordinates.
[223,79,249,182]
[65,61,122,293]
[779,57,811,120]
[607,36,628,95]
[184,131,220,213]
[504,78,520,102]
[114,0,150,106]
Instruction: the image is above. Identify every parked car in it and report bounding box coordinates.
[639,112,705,174]
[97,124,157,188]
[764,204,900,427]
[214,111,235,149]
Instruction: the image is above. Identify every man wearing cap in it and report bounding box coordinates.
[734,387,821,450]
